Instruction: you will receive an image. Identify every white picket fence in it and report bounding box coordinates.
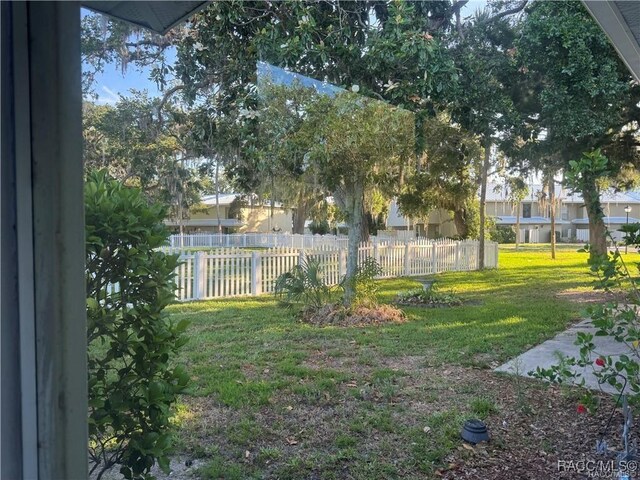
[167,239,499,301]
[169,232,350,249]
[575,228,625,243]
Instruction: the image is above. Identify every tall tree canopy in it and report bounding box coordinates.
[503,0,640,256]
[398,114,482,239]
[82,96,209,227]
[449,8,520,265]
[258,86,414,304]
[82,1,460,184]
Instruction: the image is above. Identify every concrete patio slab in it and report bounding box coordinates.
[495,319,633,394]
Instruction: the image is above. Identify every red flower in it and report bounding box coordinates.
[595,357,606,367]
[577,404,587,414]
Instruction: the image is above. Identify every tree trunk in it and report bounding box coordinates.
[582,180,607,259]
[344,181,364,307]
[479,141,491,269]
[292,192,308,234]
[515,201,521,251]
[270,177,275,232]
[452,209,469,239]
[549,174,556,260]
[215,160,222,234]
[360,208,371,243]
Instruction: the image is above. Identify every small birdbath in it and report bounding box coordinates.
[417,278,435,292]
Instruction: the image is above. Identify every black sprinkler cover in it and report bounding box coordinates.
[461,419,490,444]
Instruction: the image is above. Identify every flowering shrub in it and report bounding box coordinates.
[531,230,640,397]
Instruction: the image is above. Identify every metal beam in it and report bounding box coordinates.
[82,1,209,35]
[583,0,640,82]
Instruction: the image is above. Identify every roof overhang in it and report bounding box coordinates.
[81,1,209,35]
[495,216,570,226]
[582,1,640,82]
[572,216,640,225]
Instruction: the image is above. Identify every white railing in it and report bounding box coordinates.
[168,232,350,250]
[166,239,499,301]
[576,229,589,242]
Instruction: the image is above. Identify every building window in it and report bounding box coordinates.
[522,203,532,218]
[561,205,568,221]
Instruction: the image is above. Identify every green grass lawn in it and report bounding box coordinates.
[166,247,640,479]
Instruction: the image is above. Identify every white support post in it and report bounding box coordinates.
[404,242,410,276]
[455,241,461,271]
[339,248,347,280]
[193,252,206,300]
[431,242,438,274]
[374,238,380,265]
[251,251,262,295]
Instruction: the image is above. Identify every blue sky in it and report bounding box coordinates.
[85,1,488,102]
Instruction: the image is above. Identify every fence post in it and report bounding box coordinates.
[455,241,461,271]
[298,249,305,266]
[431,242,438,274]
[251,251,262,295]
[193,252,206,300]
[373,239,380,265]
[339,248,347,280]
[404,242,410,276]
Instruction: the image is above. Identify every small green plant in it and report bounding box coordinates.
[469,397,498,419]
[510,358,533,414]
[396,285,463,307]
[343,257,384,307]
[489,225,516,244]
[274,256,332,311]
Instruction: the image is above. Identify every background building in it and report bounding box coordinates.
[387,183,640,242]
[165,194,293,234]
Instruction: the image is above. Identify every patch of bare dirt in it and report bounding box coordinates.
[441,376,631,480]
[185,364,635,479]
[97,353,638,479]
[301,303,406,327]
[556,288,629,305]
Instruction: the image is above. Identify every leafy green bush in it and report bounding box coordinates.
[274,256,332,311]
[86,171,189,480]
[308,220,330,235]
[489,225,516,244]
[396,285,463,307]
